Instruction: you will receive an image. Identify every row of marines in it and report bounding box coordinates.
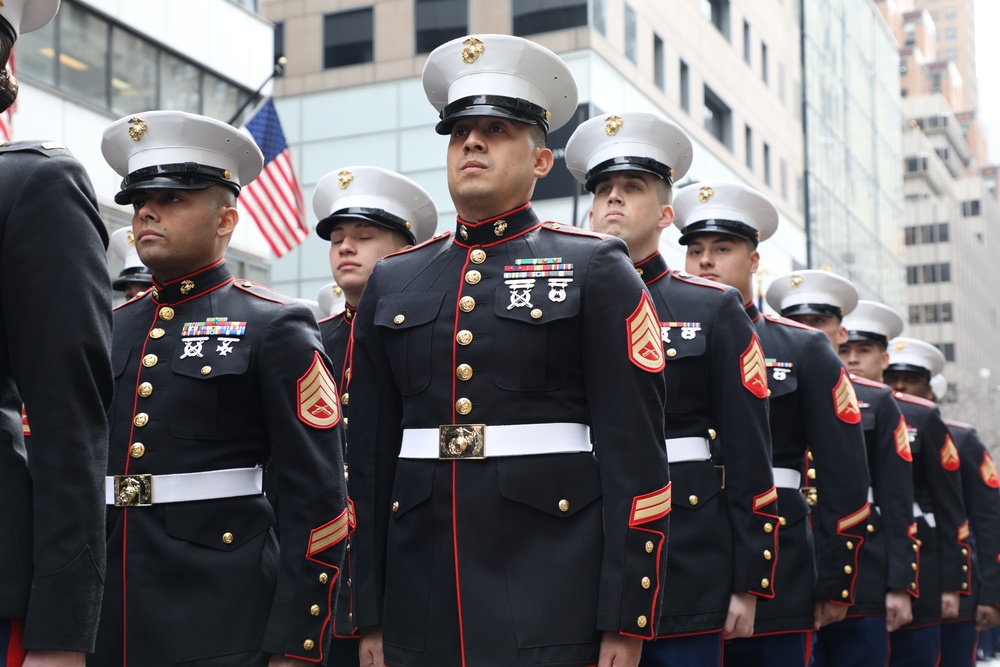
[1,3,997,664]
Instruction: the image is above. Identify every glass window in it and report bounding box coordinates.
[937,223,949,242]
[962,200,981,217]
[941,302,953,322]
[624,4,637,64]
[680,60,690,113]
[780,158,787,200]
[17,15,56,85]
[512,0,586,36]
[592,0,606,35]
[111,27,157,115]
[324,7,374,68]
[59,2,109,107]
[761,42,769,84]
[745,124,753,169]
[415,0,467,54]
[160,52,201,114]
[653,33,665,90]
[701,0,730,40]
[945,28,956,43]
[275,21,285,60]
[703,86,732,150]
[906,266,918,285]
[743,20,751,64]
[908,305,921,324]
[202,71,246,124]
[763,142,771,185]
[904,226,917,245]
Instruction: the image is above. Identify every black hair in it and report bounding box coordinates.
[0,22,18,114]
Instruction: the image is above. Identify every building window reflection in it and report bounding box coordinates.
[512,0,587,37]
[111,26,157,116]
[415,0,467,54]
[323,7,375,68]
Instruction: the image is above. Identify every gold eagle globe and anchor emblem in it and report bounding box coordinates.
[338,170,354,189]
[128,117,148,141]
[461,37,485,64]
[698,186,714,203]
[604,115,624,136]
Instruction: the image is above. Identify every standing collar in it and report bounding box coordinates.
[342,303,357,324]
[453,203,540,247]
[150,259,233,305]
[745,301,762,322]
[634,252,669,286]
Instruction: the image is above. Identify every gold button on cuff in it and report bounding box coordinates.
[841,590,850,599]
[807,468,816,480]
[470,249,486,264]
[761,578,770,589]
[867,524,875,533]
[341,392,349,405]
[457,330,473,346]
[310,605,321,617]
[645,541,655,553]
[779,517,787,526]
[637,615,648,629]
[530,308,543,319]
[807,451,814,461]
[319,573,329,584]
[963,565,969,572]
[222,532,234,544]
[347,578,352,588]
[465,270,482,285]
[393,314,405,325]
[348,612,353,623]
[133,413,149,427]
[138,382,153,398]
[962,582,969,590]
[460,296,476,312]
[844,565,853,574]
[688,495,699,506]
[456,398,472,415]
[962,548,969,556]
[392,501,400,513]
[149,328,165,339]
[200,366,212,375]
[846,541,854,550]
[666,348,677,357]
[910,582,917,590]
[912,562,918,571]
[558,499,570,512]
[708,429,717,440]
[158,306,174,321]
[764,522,773,534]
[457,364,473,381]
[641,576,651,589]
[764,550,772,560]
[130,443,145,458]
[303,639,315,651]
[142,354,158,367]
[917,539,923,546]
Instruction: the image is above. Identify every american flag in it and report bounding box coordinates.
[240,98,308,257]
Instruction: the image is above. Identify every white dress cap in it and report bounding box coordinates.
[564,112,693,192]
[672,181,778,246]
[108,227,152,291]
[102,110,264,205]
[842,300,904,346]
[422,34,578,134]
[765,269,859,319]
[0,0,59,38]
[317,282,346,318]
[313,166,438,245]
[887,337,946,378]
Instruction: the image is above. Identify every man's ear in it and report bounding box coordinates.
[533,147,554,179]
[217,206,239,238]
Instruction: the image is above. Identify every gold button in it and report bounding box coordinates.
[456,398,472,415]
[129,442,145,458]
[347,578,352,588]
[807,451,814,461]
[457,364,473,381]
[767,389,772,397]
[530,309,543,319]
[641,576,651,589]
[637,615,648,628]
[341,392,349,405]
[911,582,917,590]
[846,541,854,550]
[470,249,486,264]
[158,306,174,321]
[348,612,353,623]
[303,639,315,651]
[913,544,919,551]
[761,578,770,589]
[200,366,212,375]
[912,562,918,571]
[844,565,853,574]
[393,314,405,325]
[457,330,473,346]
[962,548,969,556]
[917,539,922,546]
[689,495,699,506]
[666,348,677,357]
[138,382,153,398]
[764,522,773,533]
[708,429,717,440]
[345,368,351,381]
[841,590,850,599]
[963,565,969,572]
[764,550,772,560]
[319,572,329,584]
[222,532,234,544]
[392,501,400,513]
[149,328,165,339]
[460,296,476,312]
[867,524,875,533]
[558,499,570,512]
[133,413,149,427]
[807,468,816,480]
[310,604,321,617]
[465,270,481,284]
[142,354,158,367]
[779,517,787,526]
[645,541,654,553]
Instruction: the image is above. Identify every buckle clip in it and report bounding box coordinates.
[714,465,726,489]
[114,474,152,507]
[439,424,486,459]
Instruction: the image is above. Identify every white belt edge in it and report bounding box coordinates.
[106,466,264,505]
[400,423,592,458]
[773,467,802,490]
[665,437,711,463]
[913,502,936,528]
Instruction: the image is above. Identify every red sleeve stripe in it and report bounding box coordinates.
[753,486,778,511]
[630,483,672,526]
[307,507,350,556]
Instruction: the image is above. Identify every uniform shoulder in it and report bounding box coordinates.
[944,419,974,432]
[539,221,608,242]
[764,313,815,332]
[232,279,294,306]
[113,289,152,312]
[893,391,936,409]
[669,270,729,292]
[382,231,451,260]
[850,374,888,389]
[0,140,72,157]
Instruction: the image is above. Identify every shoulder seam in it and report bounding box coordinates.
[383,232,450,259]
[669,270,728,291]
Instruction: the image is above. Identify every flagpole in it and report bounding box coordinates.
[227,56,287,126]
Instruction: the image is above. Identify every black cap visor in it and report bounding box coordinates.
[115,163,241,205]
[846,330,889,347]
[316,207,416,244]
[679,219,761,246]
[435,95,548,135]
[885,363,932,379]
[585,157,673,192]
[781,303,844,319]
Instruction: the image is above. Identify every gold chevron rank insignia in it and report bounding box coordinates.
[630,483,671,526]
[307,507,350,556]
[894,416,913,462]
[982,452,1000,489]
[740,334,768,398]
[832,368,861,424]
[627,292,665,373]
[940,434,960,471]
[297,351,340,429]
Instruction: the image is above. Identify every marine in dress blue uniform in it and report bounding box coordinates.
[312,166,438,667]
[93,111,349,666]
[768,287,917,667]
[882,338,971,667]
[348,35,671,667]
[565,112,776,667]
[675,183,872,667]
[0,1,111,664]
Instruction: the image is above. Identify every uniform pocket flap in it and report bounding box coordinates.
[498,454,601,518]
[171,343,251,378]
[164,496,275,551]
[669,461,723,509]
[389,460,436,519]
[661,333,707,360]
[493,283,580,324]
[375,292,446,330]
